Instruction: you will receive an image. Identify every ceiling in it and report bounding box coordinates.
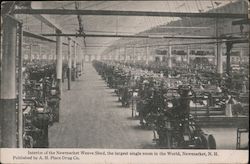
[14,0,247,57]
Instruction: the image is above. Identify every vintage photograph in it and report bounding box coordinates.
[0,0,249,162]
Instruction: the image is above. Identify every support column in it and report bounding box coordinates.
[76,43,78,78]
[138,48,141,61]
[226,42,233,75]
[72,41,77,81]
[29,45,32,62]
[83,48,86,65]
[187,46,190,65]
[118,47,121,61]
[168,46,172,68]
[113,51,116,61]
[39,44,42,60]
[55,30,62,122]
[145,46,149,65]
[115,50,118,61]
[18,23,23,148]
[81,48,84,75]
[216,18,223,76]
[111,53,113,61]
[217,43,223,75]
[50,49,53,61]
[54,50,56,61]
[76,45,80,78]
[0,16,18,148]
[79,47,82,76]
[124,46,127,62]
[133,46,136,64]
[239,48,244,66]
[46,49,49,60]
[67,38,72,90]
[214,46,217,66]
[159,55,163,62]
[84,49,86,70]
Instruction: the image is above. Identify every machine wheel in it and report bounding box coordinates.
[200,134,216,149]
[207,135,216,149]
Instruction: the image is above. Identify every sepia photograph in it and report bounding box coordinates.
[0,0,249,163]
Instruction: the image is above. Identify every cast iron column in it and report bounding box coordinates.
[168,46,172,68]
[67,38,72,90]
[55,30,62,122]
[0,16,18,148]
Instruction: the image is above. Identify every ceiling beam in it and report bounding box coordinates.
[104,39,248,51]
[41,33,242,40]
[157,26,211,29]
[23,30,68,45]
[135,39,249,48]
[232,19,250,25]
[23,31,56,43]
[13,9,247,19]
[77,0,233,2]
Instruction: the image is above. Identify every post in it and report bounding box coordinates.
[67,38,72,90]
[56,30,63,91]
[83,49,86,68]
[29,44,32,62]
[239,48,243,66]
[72,41,77,81]
[133,46,136,64]
[18,23,23,148]
[114,50,117,61]
[39,44,42,60]
[79,47,82,76]
[76,44,79,78]
[47,48,50,61]
[226,42,233,76]
[168,46,172,68]
[55,30,62,122]
[145,45,149,65]
[216,18,223,76]
[50,49,53,61]
[75,43,78,78]
[187,46,190,65]
[217,43,223,75]
[80,48,82,74]
[89,55,91,62]
[214,46,217,66]
[124,46,127,62]
[82,50,84,71]
[76,45,80,77]
[0,16,18,148]
[118,47,121,61]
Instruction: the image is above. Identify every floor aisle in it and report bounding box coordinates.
[48,63,153,148]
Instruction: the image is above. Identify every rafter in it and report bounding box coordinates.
[13,9,247,19]
[41,33,243,40]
